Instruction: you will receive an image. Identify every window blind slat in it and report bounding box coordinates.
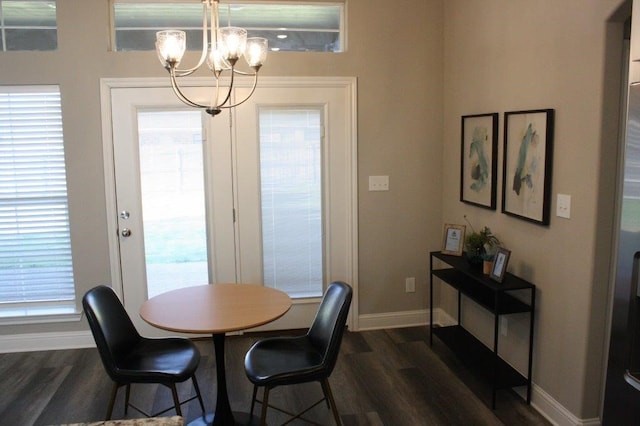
[0,86,75,306]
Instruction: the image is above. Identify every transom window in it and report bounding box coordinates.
[112,1,343,52]
[0,0,57,51]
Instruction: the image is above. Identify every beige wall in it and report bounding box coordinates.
[0,0,630,421]
[0,0,444,330]
[443,0,626,419]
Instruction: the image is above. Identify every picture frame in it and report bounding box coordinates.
[460,113,498,210]
[502,109,554,225]
[441,224,466,256]
[490,247,511,283]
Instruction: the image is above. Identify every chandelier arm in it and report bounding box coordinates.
[171,0,210,77]
[210,66,236,109]
[211,0,219,51]
[169,70,210,109]
[217,73,259,110]
[208,74,223,109]
[230,68,257,77]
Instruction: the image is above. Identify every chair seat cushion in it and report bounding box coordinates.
[244,336,326,387]
[114,338,200,383]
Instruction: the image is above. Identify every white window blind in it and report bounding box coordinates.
[259,107,323,298]
[0,86,75,308]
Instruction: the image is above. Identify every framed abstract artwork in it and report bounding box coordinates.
[460,113,498,210]
[502,109,554,225]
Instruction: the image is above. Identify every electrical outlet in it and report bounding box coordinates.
[556,194,571,219]
[369,175,389,191]
[405,277,416,293]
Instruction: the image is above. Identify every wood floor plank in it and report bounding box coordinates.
[33,350,112,425]
[1,365,72,426]
[0,327,550,426]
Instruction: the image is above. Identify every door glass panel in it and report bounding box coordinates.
[137,110,208,298]
[259,108,323,298]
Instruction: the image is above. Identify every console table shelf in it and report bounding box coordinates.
[431,268,532,315]
[429,251,535,408]
[432,326,529,389]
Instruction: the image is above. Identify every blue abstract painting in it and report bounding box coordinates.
[461,113,498,210]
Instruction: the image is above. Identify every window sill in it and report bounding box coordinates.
[0,305,83,326]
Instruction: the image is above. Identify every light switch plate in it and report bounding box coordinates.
[369,175,389,191]
[557,194,571,219]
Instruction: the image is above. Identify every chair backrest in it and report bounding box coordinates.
[82,285,141,379]
[307,281,353,375]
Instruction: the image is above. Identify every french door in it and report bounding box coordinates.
[101,77,357,335]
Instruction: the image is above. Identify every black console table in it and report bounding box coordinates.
[429,251,535,408]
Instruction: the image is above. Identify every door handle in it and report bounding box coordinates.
[121,228,132,237]
[625,370,640,391]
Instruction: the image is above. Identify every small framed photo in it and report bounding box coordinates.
[490,247,511,283]
[460,113,498,210]
[442,224,466,256]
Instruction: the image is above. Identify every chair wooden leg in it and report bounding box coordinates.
[321,378,342,426]
[170,384,182,417]
[192,375,206,414]
[249,385,258,416]
[260,387,270,426]
[106,382,119,420]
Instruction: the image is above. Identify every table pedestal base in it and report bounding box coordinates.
[188,334,263,426]
[187,411,261,426]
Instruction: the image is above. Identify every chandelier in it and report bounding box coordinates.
[155,0,268,116]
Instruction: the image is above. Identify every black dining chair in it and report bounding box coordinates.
[244,281,353,425]
[82,285,205,420]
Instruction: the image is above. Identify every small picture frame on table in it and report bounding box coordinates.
[442,224,466,256]
[490,247,511,283]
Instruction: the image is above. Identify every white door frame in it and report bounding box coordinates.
[99,76,359,331]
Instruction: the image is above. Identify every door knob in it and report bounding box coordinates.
[121,228,132,237]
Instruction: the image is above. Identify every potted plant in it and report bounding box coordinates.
[463,216,501,271]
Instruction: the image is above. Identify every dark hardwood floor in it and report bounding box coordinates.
[0,327,550,425]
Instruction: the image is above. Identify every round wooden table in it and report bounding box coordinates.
[140,284,292,426]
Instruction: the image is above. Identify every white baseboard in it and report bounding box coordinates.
[357,309,428,330]
[514,384,601,426]
[434,308,457,327]
[0,309,600,426]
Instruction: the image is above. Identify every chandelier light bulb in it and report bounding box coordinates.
[206,42,231,74]
[219,27,247,63]
[155,30,186,66]
[245,38,268,69]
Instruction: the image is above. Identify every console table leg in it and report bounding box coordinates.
[430,256,434,346]
[492,294,500,410]
[527,289,536,404]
